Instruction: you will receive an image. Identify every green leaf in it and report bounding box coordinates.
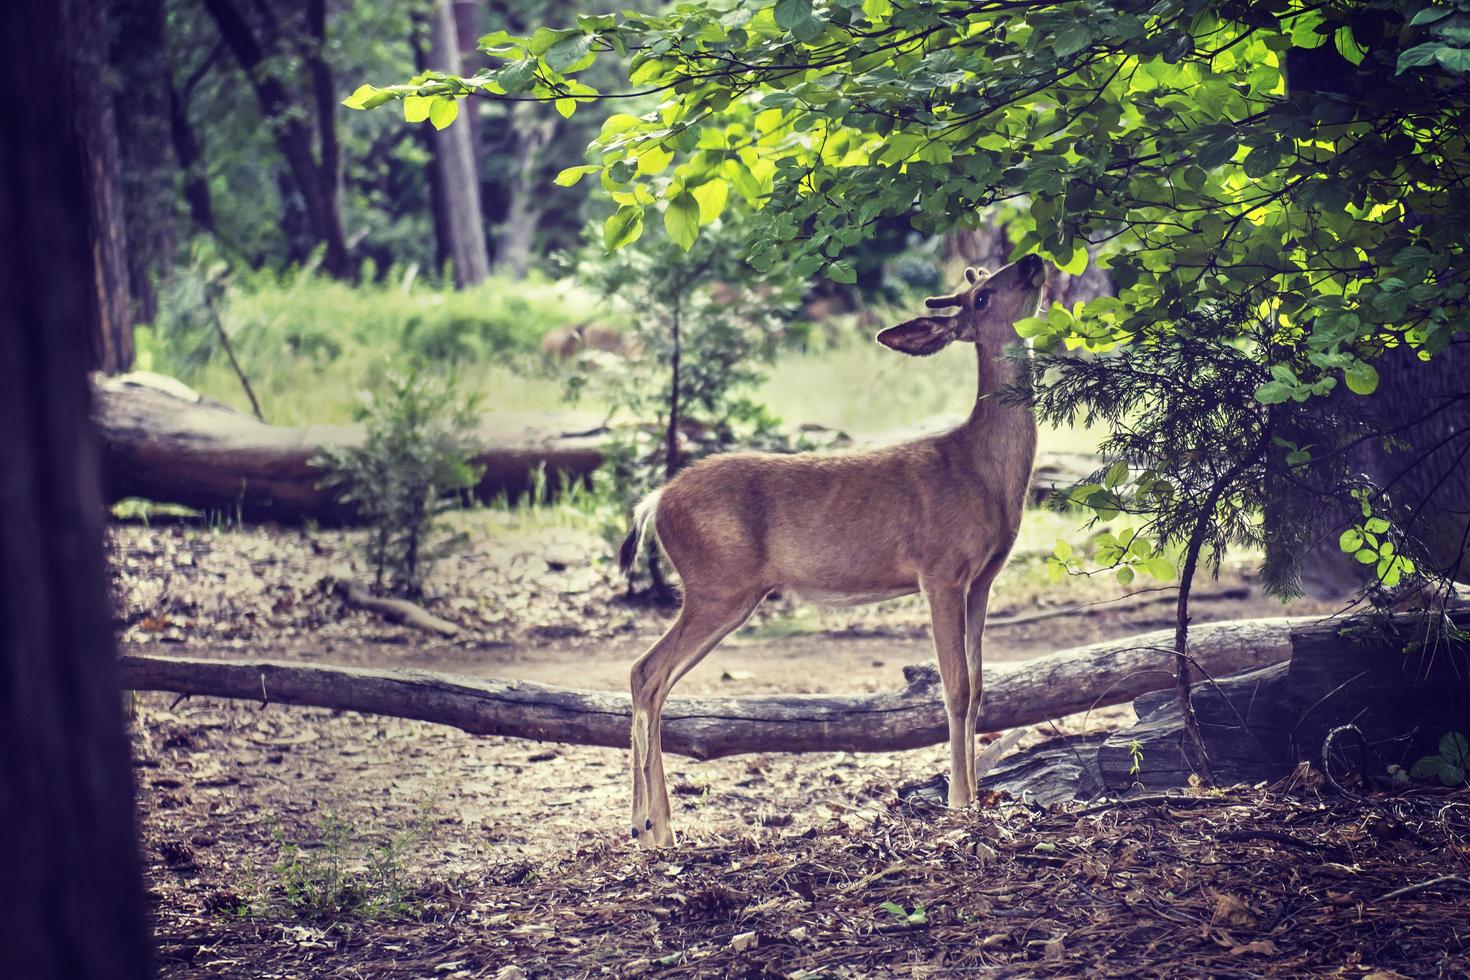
[1057,243,1089,276]
[403,95,432,123]
[1354,549,1378,564]
[1441,764,1466,787]
[1344,362,1379,395]
[827,260,857,284]
[880,901,906,916]
[691,179,729,223]
[1339,529,1363,552]
[545,33,594,73]
[342,84,377,110]
[636,145,674,175]
[554,165,599,187]
[1334,27,1367,66]
[664,191,700,250]
[774,0,824,41]
[1117,566,1135,585]
[1440,731,1470,768]
[428,97,459,131]
[603,205,644,251]
[1364,517,1390,534]
[1053,24,1092,58]
[1410,756,1442,780]
[1104,460,1129,488]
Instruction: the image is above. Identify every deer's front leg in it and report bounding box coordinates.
[922,578,973,808]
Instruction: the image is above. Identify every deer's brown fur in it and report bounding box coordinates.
[622,255,1047,847]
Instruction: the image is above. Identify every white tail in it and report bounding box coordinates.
[623,255,1048,847]
[617,488,663,577]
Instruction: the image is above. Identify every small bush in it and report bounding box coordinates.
[231,813,435,922]
[315,366,483,597]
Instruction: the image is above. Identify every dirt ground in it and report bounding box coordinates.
[111,517,1470,978]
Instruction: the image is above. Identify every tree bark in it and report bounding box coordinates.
[109,0,175,326]
[424,0,490,287]
[64,0,135,372]
[202,0,351,279]
[0,2,152,973]
[119,615,1300,761]
[1100,605,1470,792]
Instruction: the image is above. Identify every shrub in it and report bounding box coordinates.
[315,366,482,597]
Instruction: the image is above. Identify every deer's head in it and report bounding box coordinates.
[877,254,1047,356]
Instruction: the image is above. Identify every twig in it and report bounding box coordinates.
[987,586,1247,629]
[1376,875,1470,902]
[1073,794,1222,817]
[1215,829,1334,852]
[332,579,460,637]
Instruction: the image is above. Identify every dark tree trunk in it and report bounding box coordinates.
[0,2,152,975]
[169,82,217,236]
[202,0,351,279]
[64,0,135,372]
[425,0,490,287]
[109,0,175,326]
[1287,340,1470,597]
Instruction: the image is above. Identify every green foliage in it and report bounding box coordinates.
[315,367,483,597]
[568,220,796,569]
[879,900,928,926]
[358,0,1470,598]
[238,812,434,922]
[1410,731,1469,787]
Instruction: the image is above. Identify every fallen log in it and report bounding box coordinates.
[120,614,1301,759]
[93,373,608,523]
[94,373,1101,523]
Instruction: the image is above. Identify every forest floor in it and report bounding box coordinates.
[113,515,1469,977]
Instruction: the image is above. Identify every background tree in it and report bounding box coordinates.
[202,0,352,278]
[419,0,491,286]
[65,0,135,372]
[1,0,152,973]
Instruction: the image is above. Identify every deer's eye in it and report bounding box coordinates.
[973,291,991,310]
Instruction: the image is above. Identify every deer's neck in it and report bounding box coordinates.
[958,338,1037,505]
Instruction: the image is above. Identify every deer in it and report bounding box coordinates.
[617,254,1048,847]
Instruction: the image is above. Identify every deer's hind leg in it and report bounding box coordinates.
[629,587,763,848]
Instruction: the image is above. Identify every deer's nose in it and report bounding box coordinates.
[1018,254,1046,287]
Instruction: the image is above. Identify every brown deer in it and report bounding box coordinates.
[618,254,1048,847]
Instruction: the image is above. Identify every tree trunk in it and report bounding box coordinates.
[0,2,152,973]
[119,615,1300,761]
[110,0,175,326]
[202,0,351,279]
[424,0,490,287]
[495,103,555,279]
[64,0,135,372]
[1099,605,1470,792]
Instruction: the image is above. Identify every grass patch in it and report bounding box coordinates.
[229,811,445,923]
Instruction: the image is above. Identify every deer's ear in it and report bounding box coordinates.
[876,316,957,356]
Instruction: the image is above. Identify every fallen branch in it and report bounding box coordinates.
[332,579,458,637]
[1376,875,1470,903]
[120,614,1303,760]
